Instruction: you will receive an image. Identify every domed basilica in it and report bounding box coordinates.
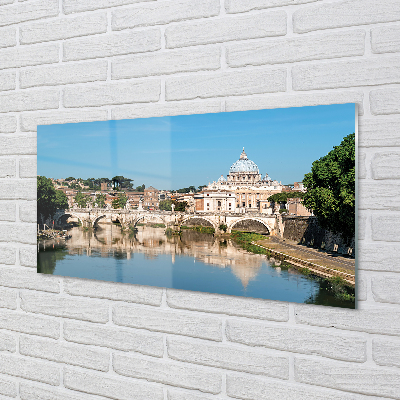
[205,148,283,212]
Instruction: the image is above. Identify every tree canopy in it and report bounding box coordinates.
[112,176,134,190]
[74,192,91,208]
[268,191,304,203]
[37,176,69,223]
[159,199,187,211]
[302,133,355,242]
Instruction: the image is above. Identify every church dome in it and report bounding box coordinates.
[229,148,259,173]
[217,175,227,183]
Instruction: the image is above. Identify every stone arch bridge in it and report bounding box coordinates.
[55,208,281,235]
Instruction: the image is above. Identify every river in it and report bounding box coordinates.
[38,224,354,308]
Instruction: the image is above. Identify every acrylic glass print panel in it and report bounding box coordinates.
[37,104,357,309]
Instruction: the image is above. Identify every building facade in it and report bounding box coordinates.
[194,191,236,213]
[206,148,284,213]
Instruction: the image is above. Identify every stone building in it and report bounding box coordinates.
[206,148,283,213]
[287,197,313,216]
[143,186,159,210]
[194,190,236,213]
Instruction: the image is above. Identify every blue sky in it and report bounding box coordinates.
[37,103,356,189]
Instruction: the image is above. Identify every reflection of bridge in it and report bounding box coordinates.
[55,208,280,235]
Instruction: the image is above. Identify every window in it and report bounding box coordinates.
[207,194,209,196]
[207,203,209,206]
[229,194,231,196]
[242,202,245,207]
[217,201,221,207]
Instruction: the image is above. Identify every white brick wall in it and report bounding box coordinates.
[0,0,399,398]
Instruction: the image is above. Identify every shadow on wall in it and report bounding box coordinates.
[282,216,355,257]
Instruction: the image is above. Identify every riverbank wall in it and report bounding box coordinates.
[281,216,355,256]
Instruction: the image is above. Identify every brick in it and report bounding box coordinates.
[20,383,111,400]
[0,286,17,309]
[167,390,217,400]
[0,201,16,222]
[64,278,162,305]
[113,304,222,341]
[0,180,36,200]
[20,60,108,89]
[372,25,400,54]
[20,291,109,323]
[64,320,164,357]
[167,290,289,321]
[359,182,400,210]
[227,30,365,67]
[20,246,37,267]
[226,372,376,400]
[293,0,400,33]
[292,57,400,91]
[112,100,221,120]
[112,47,220,79]
[113,353,222,394]
[64,29,160,61]
[0,135,36,154]
[19,199,36,222]
[226,90,363,114]
[0,157,15,178]
[0,331,16,353]
[0,0,58,27]
[20,335,109,372]
[166,11,286,48]
[0,266,60,293]
[0,245,16,262]
[0,70,16,91]
[19,158,36,179]
[21,109,108,132]
[112,0,219,30]
[373,337,400,368]
[370,88,400,115]
[0,223,36,244]
[64,0,156,14]
[0,309,59,338]
[64,368,164,400]
[372,152,400,179]
[226,0,317,13]
[0,115,17,133]
[0,26,15,48]
[226,319,366,362]
[167,336,289,379]
[20,12,108,45]
[0,377,17,398]
[0,88,59,113]
[358,151,366,179]
[372,214,400,242]
[0,43,59,70]
[166,68,286,101]
[372,276,400,304]
[295,303,400,336]
[360,116,400,147]
[64,80,160,108]
[295,357,400,399]
[357,275,367,301]
[358,242,400,272]
[0,353,59,385]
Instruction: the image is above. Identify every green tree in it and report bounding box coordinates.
[118,193,127,208]
[112,198,120,209]
[268,191,304,204]
[173,200,187,212]
[65,177,75,181]
[112,176,133,190]
[55,190,69,210]
[74,192,91,208]
[135,184,145,192]
[302,133,355,242]
[95,193,106,208]
[159,199,172,211]
[37,176,57,224]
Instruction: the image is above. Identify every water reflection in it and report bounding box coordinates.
[38,224,354,308]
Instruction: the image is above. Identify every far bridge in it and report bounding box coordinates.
[54,208,281,235]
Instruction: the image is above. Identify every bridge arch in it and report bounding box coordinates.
[132,214,166,227]
[227,217,272,234]
[93,214,107,228]
[55,212,84,227]
[180,215,218,231]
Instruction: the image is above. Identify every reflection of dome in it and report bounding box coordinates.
[229,148,259,173]
[217,175,226,183]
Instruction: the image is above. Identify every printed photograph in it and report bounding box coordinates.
[37,104,357,308]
